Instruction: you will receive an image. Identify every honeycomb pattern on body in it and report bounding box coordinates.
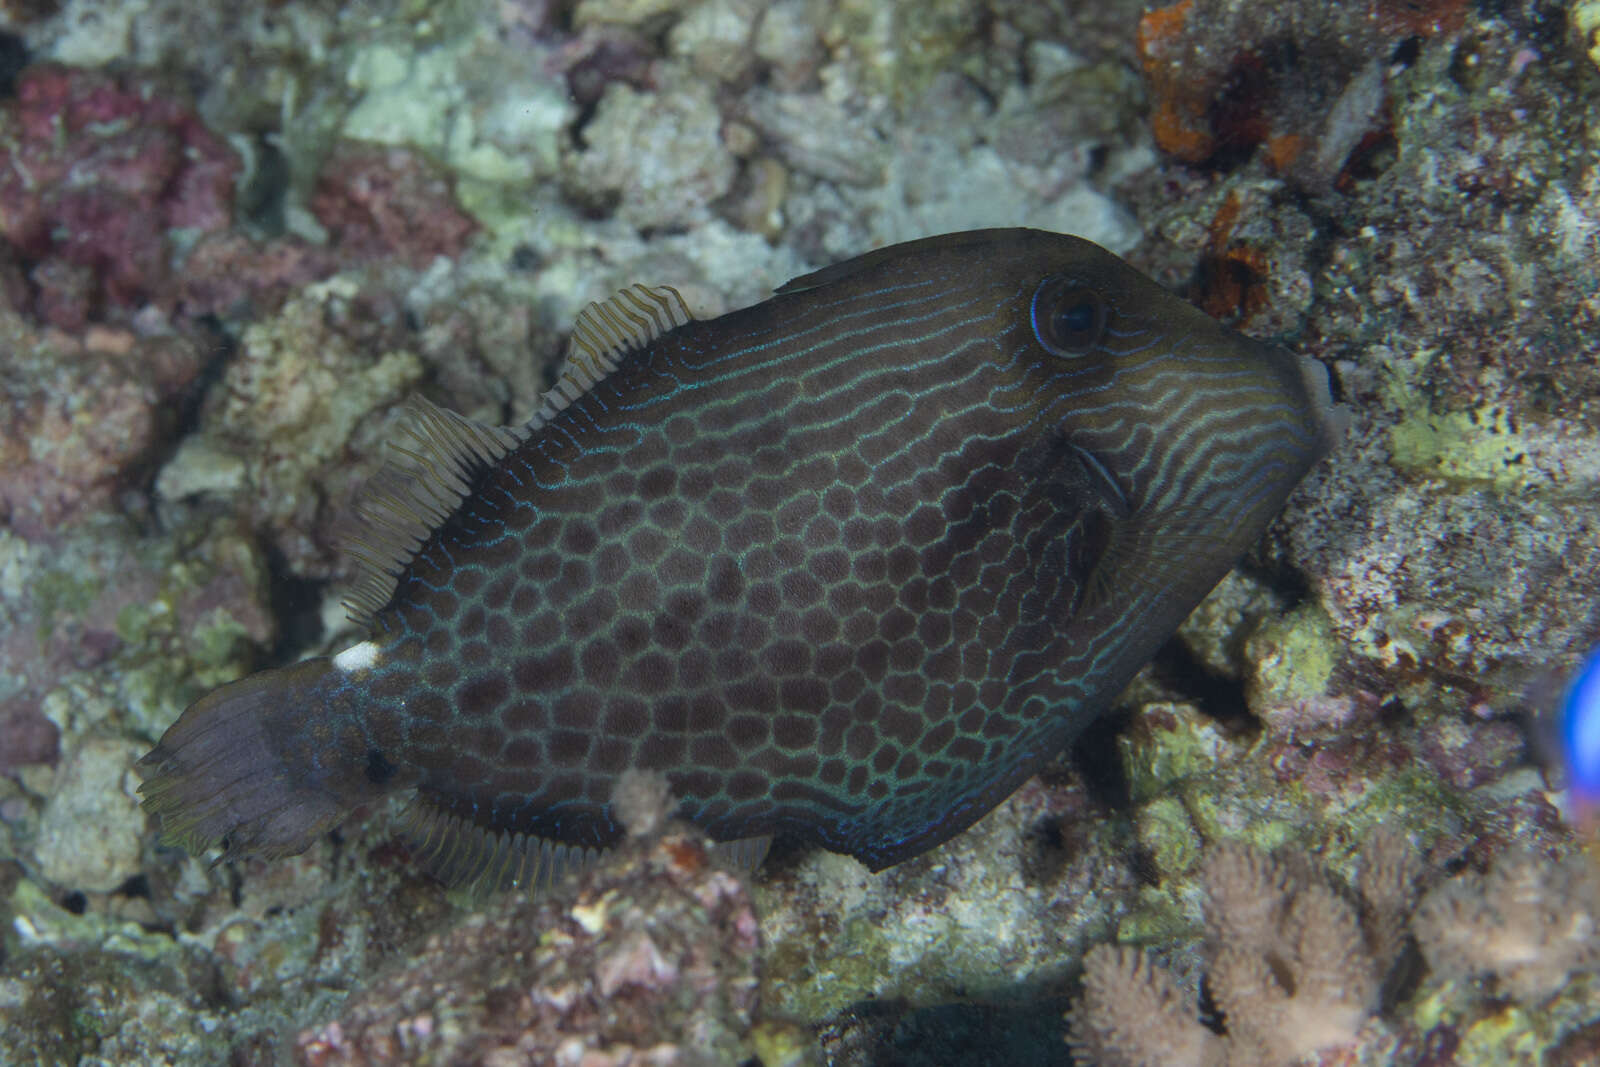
[340,231,1332,868]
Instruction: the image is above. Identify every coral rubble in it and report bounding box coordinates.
[293,825,767,1067]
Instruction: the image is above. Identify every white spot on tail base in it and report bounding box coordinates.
[334,640,380,673]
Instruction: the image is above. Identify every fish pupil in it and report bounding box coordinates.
[1056,301,1097,337]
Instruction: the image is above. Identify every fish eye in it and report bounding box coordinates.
[1031,278,1107,357]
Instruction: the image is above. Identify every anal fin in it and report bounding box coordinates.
[398,793,774,897]
[400,795,602,897]
[709,834,774,875]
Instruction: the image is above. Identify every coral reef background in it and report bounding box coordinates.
[0,0,1598,1064]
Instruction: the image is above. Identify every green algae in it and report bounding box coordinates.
[1113,883,1203,948]
[9,879,173,963]
[1246,604,1338,709]
[1412,977,1589,1067]
[1378,338,1553,492]
[749,1019,822,1067]
[827,0,992,105]
[1347,762,1470,831]
[115,526,273,738]
[1117,703,1230,805]
[183,607,258,680]
[1387,399,1544,490]
[1456,1005,1548,1066]
[1179,784,1298,855]
[1136,794,1202,879]
[29,570,102,644]
[1578,1,1600,69]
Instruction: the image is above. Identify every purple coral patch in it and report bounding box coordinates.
[309,142,478,269]
[0,64,239,328]
[0,694,59,771]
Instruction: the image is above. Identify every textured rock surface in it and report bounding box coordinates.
[568,72,740,231]
[294,828,766,1067]
[32,736,148,893]
[0,313,204,537]
[152,277,425,581]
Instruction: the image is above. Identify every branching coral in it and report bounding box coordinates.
[1069,828,1419,1067]
[1413,850,1600,1001]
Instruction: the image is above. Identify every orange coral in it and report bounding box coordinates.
[1137,1,1217,163]
[1196,192,1272,324]
[1263,133,1307,172]
[1131,0,1410,180]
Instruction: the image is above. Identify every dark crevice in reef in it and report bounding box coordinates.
[234,134,293,238]
[171,319,237,444]
[1067,707,1135,809]
[0,31,27,98]
[1150,637,1257,735]
[857,995,1076,1067]
[1245,553,1315,608]
[133,319,237,527]
[263,542,328,665]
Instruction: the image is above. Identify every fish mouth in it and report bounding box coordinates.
[1255,337,1350,457]
[1294,351,1351,454]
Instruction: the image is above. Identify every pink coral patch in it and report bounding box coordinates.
[310,142,478,268]
[0,64,239,328]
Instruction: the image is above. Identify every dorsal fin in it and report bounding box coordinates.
[341,285,688,627]
[526,283,693,431]
[342,396,527,629]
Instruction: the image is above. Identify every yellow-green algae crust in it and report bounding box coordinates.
[1245,603,1339,711]
[1379,345,1583,494]
[1413,973,1600,1066]
[754,791,1135,1022]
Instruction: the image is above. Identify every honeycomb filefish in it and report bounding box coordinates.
[138,229,1345,889]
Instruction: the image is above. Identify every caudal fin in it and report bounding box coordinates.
[137,659,351,860]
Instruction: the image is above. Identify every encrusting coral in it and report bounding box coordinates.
[1413,849,1600,1001]
[1069,828,1420,1067]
